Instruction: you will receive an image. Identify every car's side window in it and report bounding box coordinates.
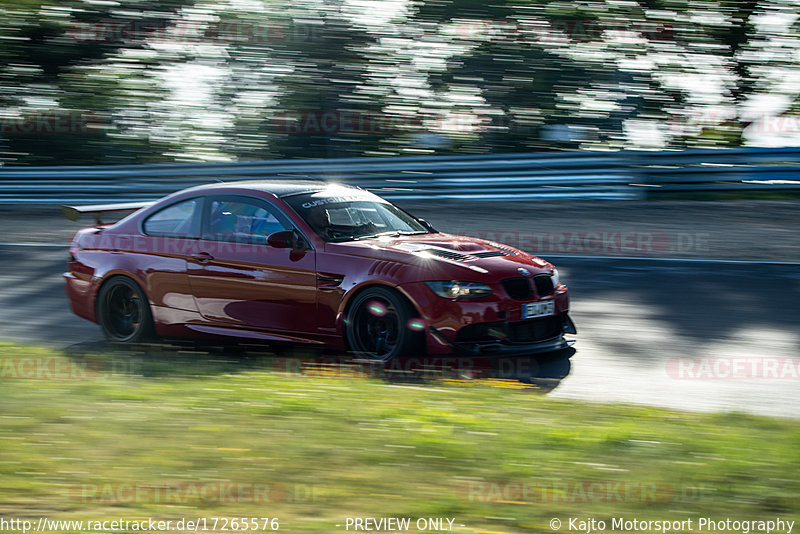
[204,197,289,244]
[143,198,201,237]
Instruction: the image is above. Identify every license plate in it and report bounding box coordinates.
[523,300,555,319]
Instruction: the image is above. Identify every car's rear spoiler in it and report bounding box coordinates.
[61,201,155,224]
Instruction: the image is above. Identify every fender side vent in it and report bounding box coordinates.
[368,260,407,278]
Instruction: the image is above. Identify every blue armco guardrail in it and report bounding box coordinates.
[0,146,798,203]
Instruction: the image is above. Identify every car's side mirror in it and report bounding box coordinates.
[267,230,298,249]
[267,230,309,250]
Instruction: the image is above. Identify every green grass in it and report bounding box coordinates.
[0,341,798,533]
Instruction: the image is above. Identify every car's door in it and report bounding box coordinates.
[186,195,318,333]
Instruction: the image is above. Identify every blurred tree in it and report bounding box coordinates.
[0,0,193,164]
[408,0,795,151]
[408,0,663,152]
[216,0,393,161]
[614,0,800,148]
[641,0,759,147]
[0,0,797,165]
[733,0,800,146]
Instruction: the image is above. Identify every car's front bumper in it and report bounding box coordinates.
[429,313,576,357]
[398,280,574,356]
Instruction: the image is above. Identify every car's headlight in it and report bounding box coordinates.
[551,267,561,288]
[425,281,493,299]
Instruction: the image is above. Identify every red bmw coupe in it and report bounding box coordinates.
[63,181,575,360]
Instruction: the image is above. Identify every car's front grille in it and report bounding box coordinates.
[501,277,533,300]
[455,314,565,344]
[533,274,554,296]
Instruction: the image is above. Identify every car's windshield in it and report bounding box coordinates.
[283,190,429,242]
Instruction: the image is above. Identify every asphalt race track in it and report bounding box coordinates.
[1,243,797,419]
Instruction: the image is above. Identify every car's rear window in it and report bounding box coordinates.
[142,198,201,237]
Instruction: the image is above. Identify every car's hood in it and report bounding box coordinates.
[326,232,553,281]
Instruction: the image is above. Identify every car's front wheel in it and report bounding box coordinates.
[97,276,154,343]
[345,287,423,360]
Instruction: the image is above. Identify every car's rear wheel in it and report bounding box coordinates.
[346,287,422,361]
[97,276,153,343]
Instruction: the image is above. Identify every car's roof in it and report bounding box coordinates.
[182,179,359,198]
